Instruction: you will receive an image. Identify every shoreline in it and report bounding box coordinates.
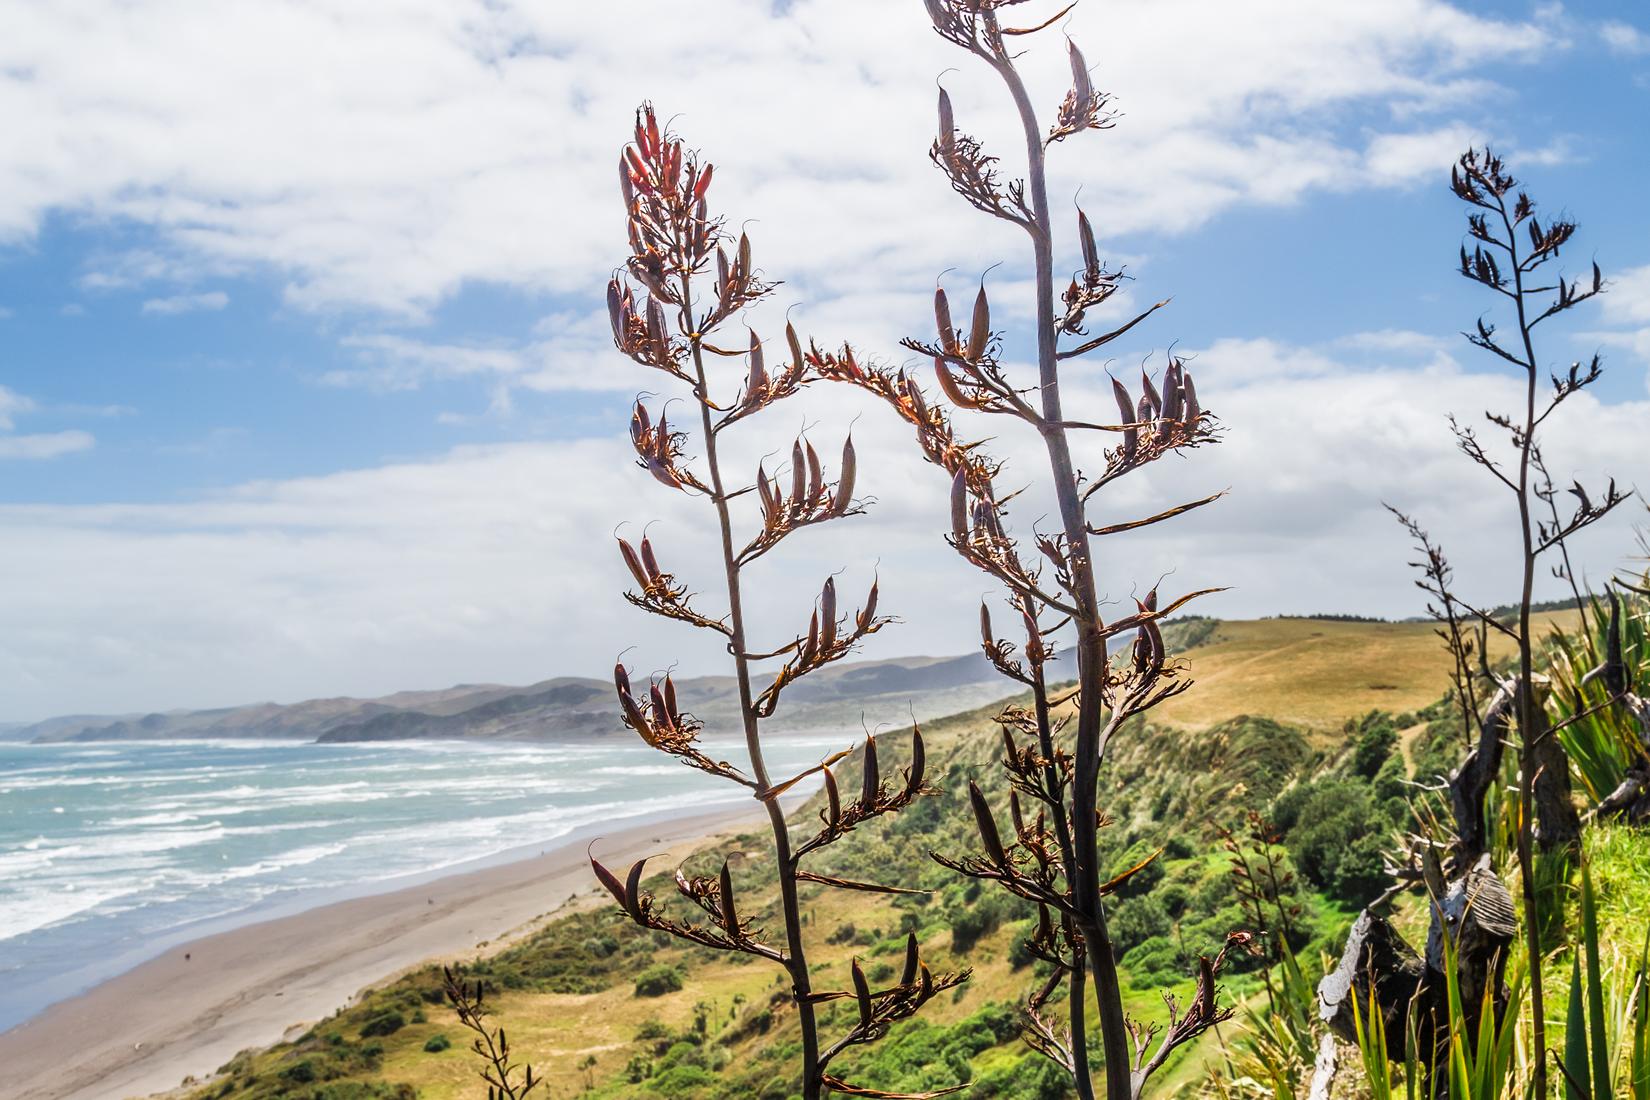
[0,801,769,1100]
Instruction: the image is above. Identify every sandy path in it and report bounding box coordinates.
[0,803,764,1100]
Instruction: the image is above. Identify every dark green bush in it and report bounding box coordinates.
[422,1034,450,1053]
[634,964,685,997]
[357,1011,405,1039]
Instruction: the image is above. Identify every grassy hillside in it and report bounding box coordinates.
[1148,612,1569,736]
[167,611,1594,1100]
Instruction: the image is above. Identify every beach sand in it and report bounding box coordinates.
[0,803,766,1100]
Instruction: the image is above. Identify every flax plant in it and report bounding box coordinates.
[592,106,965,1100]
[814,4,1241,1096]
[1392,149,1628,1094]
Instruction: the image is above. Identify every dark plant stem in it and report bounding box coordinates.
[988,23,1128,1098]
[681,272,821,1099]
[1497,193,1549,1099]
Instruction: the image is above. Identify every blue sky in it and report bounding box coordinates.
[2,0,1649,719]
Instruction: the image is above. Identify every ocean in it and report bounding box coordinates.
[0,733,841,1032]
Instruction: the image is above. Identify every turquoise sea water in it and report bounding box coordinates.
[0,734,837,1032]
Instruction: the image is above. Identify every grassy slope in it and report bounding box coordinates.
[172,613,1585,1100]
[1150,613,1569,736]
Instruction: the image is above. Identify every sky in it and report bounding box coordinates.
[2,0,1650,721]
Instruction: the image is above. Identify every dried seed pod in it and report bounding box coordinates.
[591,855,627,909]
[968,781,1006,863]
[1009,791,1025,836]
[918,961,933,1002]
[1182,370,1201,425]
[639,537,661,580]
[718,862,738,935]
[786,321,804,371]
[857,580,879,632]
[861,734,879,805]
[619,539,649,589]
[745,330,767,403]
[662,673,679,718]
[934,358,982,410]
[756,462,776,519]
[901,932,920,987]
[937,87,955,158]
[1001,726,1018,765]
[1068,39,1093,107]
[692,162,714,201]
[979,602,993,650]
[606,279,626,344]
[801,611,819,667]
[715,247,731,299]
[791,440,807,512]
[967,284,990,361]
[1141,370,1162,417]
[949,467,970,541]
[819,577,838,651]
[618,155,635,210]
[934,287,957,354]
[1078,208,1099,279]
[906,727,926,795]
[823,766,842,827]
[623,858,647,922]
[649,681,672,732]
[833,436,857,516]
[806,442,824,506]
[737,233,752,285]
[852,959,873,1028]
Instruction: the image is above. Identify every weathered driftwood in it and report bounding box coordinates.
[1318,909,1425,1061]
[1449,685,1510,871]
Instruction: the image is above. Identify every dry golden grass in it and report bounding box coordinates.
[1149,612,1576,737]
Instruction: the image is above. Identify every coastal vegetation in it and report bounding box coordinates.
[155,2,1650,1098]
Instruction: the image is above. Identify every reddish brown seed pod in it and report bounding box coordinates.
[746,329,767,401]
[607,280,626,345]
[639,537,661,581]
[618,155,635,211]
[833,436,857,516]
[619,539,649,588]
[718,862,738,935]
[1141,369,1162,416]
[967,284,990,361]
[937,87,955,158]
[857,579,879,632]
[756,462,776,520]
[662,673,679,719]
[623,859,648,922]
[819,577,838,651]
[934,287,956,354]
[1078,208,1099,278]
[934,358,983,410]
[949,467,969,542]
[901,932,920,987]
[785,322,805,374]
[968,781,1007,863]
[591,855,627,909]
[979,602,993,650]
[737,233,751,283]
[805,442,824,506]
[801,611,819,667]
[906,727,926,795]
[860,734,879,805]
[823,766,842,827]
[790,440,807,514]
[852,959,873,1028]
[1182,370,1201,424]
[693,162,714,201]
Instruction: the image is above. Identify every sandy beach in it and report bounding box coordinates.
[0,802,766,1100]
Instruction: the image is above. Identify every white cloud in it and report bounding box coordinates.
[2,332,1644,719]
[0,384,35,430]
[0,0,1553,322]
[1602,20,1650,55]
[140,290,228,315]
[0,430,94,460]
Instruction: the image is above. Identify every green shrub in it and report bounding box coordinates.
[357,1011,405,1039]
[634,964,685,997]
[423,1034,451,1053]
